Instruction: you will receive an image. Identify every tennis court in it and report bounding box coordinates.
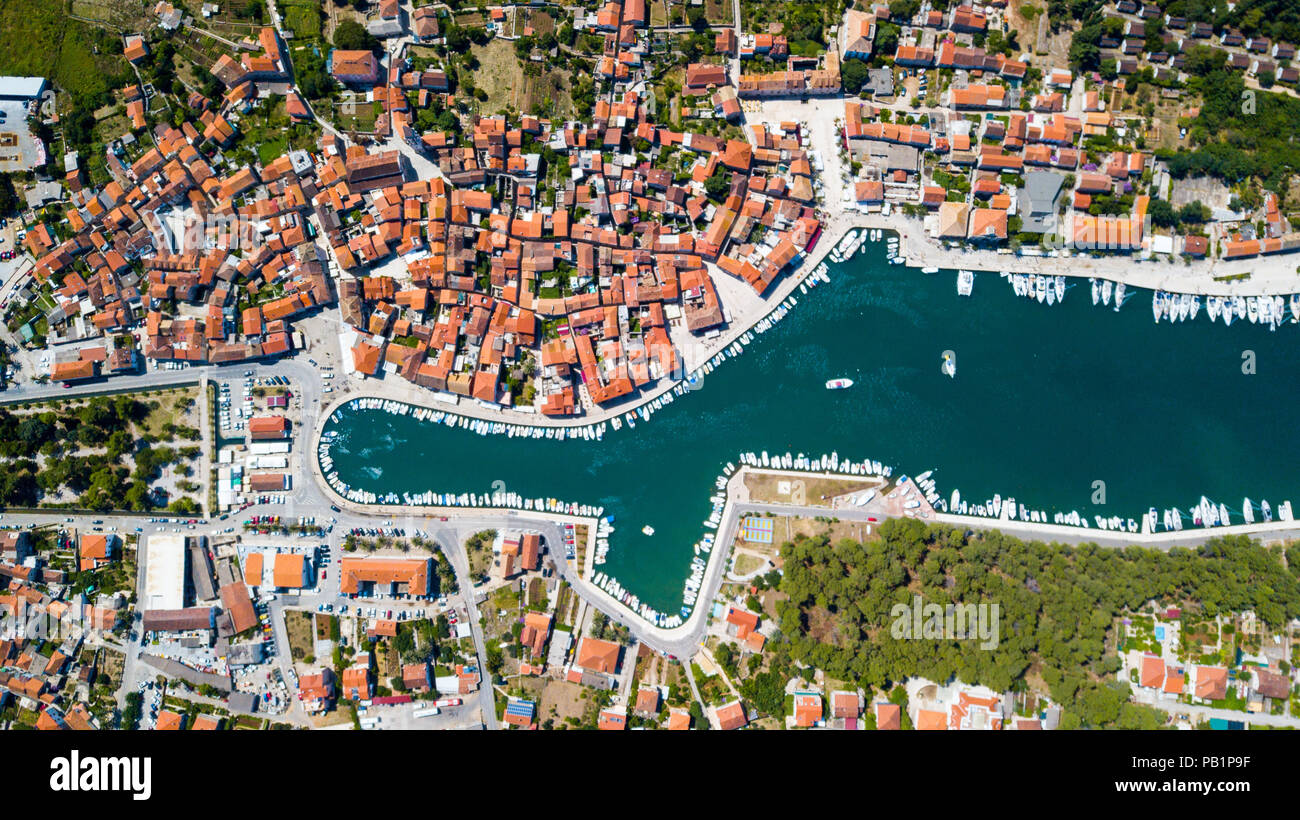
[740,516,774,543]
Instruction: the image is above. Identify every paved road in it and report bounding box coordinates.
[1147,699,1300,728]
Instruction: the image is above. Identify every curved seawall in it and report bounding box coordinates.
[317,242,1300,618]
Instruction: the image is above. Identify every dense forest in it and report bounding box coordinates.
[772,519,1300,728]
[0,395,199,511]
[1162,66,1300,193]
[1058,0,1300,193]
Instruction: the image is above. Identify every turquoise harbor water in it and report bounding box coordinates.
[319,240,1300,618]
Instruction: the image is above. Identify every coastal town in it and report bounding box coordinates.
[0,0,1299,738]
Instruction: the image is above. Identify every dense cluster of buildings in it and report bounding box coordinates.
[837,1,1299,259]
[0,529,124,730]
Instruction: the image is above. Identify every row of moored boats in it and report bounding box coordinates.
[1152,290,1300,329]
[1146,497,1294,533]
[319,400,610,515]
[827,228,902,266]
[944,482,1296,534]
[1008,272,1094,307]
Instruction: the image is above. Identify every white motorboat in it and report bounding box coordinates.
[957,270,974,296]
[825,378,854,389]
[642,525,655,536]
[1101,279,1113,306]
[942,352,956,378]
[1090,278,1099,305]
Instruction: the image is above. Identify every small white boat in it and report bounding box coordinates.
[942,353,956,378]
[1243,498,1254,524]
[1101,279,1113,306]
[825,378,854,390]
[957,270,974,296]
[922,266,940,274]
[1113,282,1125,310]
[641,525,655,536]
[1090,278,1099,305]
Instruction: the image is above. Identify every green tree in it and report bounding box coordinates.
[334,19,379,52]
[703,167,730,201]
[0,173,18,217]
[841,59,870,94]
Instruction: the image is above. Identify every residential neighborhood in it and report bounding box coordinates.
[0,0,1299,756]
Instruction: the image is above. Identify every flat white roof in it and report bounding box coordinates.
[144,534,188,611]
[0,76,46,100]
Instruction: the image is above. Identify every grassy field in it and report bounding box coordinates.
[140,387,200,440]
[0,0,133,102]
[454,10,487,27]
[281,0,324,40]
[334,96,381,134]
[743,472,878,507]
[93,99,132,145]
[174,25,242,75]
[650,0,671,26]
[229,97,321,166]
[472,39,528,114]
[527,677,592,727]
[706,0,733,25]
[732,552,767,575]
[511,6,556,38]
[470,38,573,118]
[284,609,315,662]
[71,0,152,28]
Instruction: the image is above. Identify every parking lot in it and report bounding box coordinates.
[218,371,297,436]
[136,680,164,728]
